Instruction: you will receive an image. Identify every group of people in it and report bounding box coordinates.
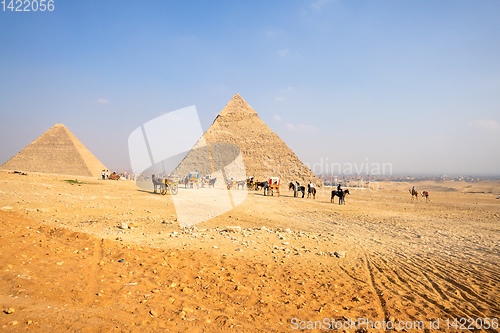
[290,180,316,198]
[101,169,109,180]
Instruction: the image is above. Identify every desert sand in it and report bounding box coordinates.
[0,172,499,332]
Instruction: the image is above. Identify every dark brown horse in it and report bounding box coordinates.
[208,178,217,188]
[152,174,165,193]
[307,187,316,199]
[331,189,349,204]
[255,181,268,191]
[289,181,305,198]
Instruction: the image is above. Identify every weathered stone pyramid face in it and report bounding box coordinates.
[174,94,321,186]
[0,123,107,177]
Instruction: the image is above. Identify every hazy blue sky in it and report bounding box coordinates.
[1,0,499,175]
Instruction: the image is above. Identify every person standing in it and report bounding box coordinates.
[106,170,109,179]
[102,170,105,180]
[263,181,269,196]
[297,181,304,198]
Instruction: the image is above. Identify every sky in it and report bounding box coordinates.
[1,0,499,176]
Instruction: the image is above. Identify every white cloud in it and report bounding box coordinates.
[98,98,110,105]
[286,123,318,132]
[274,115,281,121]
[311,0,332,10]
[470,120,500,131]
[266,30,277,37]
[278,49,289,57]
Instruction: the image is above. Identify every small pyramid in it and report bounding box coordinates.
[174,94,321,185]
[0,123,107,177]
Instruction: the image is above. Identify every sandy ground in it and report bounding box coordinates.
[0,172,499,332]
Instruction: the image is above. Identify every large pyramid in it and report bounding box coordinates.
[0,123,107,177]
[174,94,321,186]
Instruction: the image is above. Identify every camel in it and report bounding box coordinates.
[409,188,419,201]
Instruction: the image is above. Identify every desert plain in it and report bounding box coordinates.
[0,172,499,332]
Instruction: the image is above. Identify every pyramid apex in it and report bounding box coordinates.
[218,94,257,116]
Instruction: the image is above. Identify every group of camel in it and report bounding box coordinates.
[409,188,430,201]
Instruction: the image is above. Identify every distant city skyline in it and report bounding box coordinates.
[1,1,499,175]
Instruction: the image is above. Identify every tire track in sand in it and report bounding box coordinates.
[363,251,388,321]
[362,249,500,323]
[87,238,104,304]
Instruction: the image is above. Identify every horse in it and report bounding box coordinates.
[307,185,316,199]
[331,189,350,205]
[289,181,305,198]
[421,190,429,201]
[255,181,268,191]
[208,178,217,188]
[152,174,165,193]
[236,180,246,190]
[409,188,419,201]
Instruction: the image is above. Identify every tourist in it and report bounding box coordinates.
[263,181,269,196]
